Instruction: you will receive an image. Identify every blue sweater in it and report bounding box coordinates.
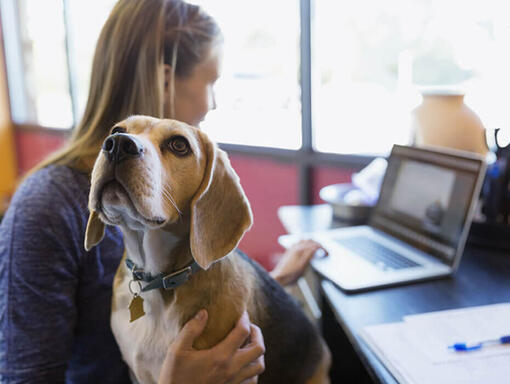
[0,165,130,383]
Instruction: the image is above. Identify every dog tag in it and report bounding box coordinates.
[129,294,145,322]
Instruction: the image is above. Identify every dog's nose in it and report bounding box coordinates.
[102,133,144,163]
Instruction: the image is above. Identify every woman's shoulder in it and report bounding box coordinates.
[1,164,122,259]
[4,165,91,238]
[18,164,89,194]
[12,164,90,209]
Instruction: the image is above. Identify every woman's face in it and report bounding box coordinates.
[167,44,222,127]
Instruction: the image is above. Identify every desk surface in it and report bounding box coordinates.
[278,204,510,384]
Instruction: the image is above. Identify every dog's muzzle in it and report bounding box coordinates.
[102,133,144,163]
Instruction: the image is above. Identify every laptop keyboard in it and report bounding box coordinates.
[335,236,421,270]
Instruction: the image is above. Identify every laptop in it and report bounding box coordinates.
[279,145,487,292]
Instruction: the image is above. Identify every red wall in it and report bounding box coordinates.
[229,155,299,270]
[15,130,66,175]
[311,166,355,205]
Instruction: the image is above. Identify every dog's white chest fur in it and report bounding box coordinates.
[111,272,180,384]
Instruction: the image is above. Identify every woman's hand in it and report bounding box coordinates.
[158,309,265,384]
[270,239,327,286]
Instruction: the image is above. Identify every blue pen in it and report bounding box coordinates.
[448,335,510,352]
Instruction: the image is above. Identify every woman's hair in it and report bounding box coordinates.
[33,0,221,174]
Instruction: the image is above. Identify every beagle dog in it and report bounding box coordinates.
[84,116,331,383]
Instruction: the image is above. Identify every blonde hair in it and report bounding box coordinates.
[32,0,220,174]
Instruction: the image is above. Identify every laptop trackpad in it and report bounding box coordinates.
[333,235,421,271]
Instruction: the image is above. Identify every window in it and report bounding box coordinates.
[2,0,506,154]
[2,0,71,128]
[313,0,510,155]
[64,0,118,120]
[3,0,302,150]
[192,0,302,149]
[1,0,116,128]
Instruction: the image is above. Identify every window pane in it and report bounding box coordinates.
[191,0,302,149]
[313,0,510,155]
[16,0,73,128]
[66,0,117,121]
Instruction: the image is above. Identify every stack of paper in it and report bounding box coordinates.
[360,303,510,384]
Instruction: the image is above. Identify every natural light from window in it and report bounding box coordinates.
[313,0,510,155]
[7,0,510,155]
[16,0,72,128]
[191,0,302,149]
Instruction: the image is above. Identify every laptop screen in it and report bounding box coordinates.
[370,145,485,266]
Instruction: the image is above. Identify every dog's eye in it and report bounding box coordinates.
[111,126,126,135]
[168,136,191,156]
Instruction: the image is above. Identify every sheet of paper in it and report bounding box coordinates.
[360,303,510,384]
[403,303,510,363]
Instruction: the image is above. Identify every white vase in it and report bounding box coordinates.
[411,89,488,155]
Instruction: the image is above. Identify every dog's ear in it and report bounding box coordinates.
[84,209,106,251]
[190,133,253,270]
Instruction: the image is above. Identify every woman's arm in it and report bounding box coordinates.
[0,180,81,383]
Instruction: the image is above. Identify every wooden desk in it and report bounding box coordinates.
[278,205,510,383]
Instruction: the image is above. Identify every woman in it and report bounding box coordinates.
[0,1,324,383]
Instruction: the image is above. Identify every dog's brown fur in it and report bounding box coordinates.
[85,116,330,383]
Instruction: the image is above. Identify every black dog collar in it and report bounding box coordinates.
[125,258,201,292]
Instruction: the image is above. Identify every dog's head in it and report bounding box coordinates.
[85,115,253,269]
